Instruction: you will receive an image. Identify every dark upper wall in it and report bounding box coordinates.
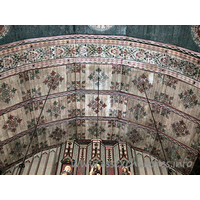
[0,25,199,52]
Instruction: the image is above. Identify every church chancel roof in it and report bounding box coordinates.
[0,33,200,175]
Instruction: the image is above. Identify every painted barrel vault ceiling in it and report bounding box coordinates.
[0,25,200,174]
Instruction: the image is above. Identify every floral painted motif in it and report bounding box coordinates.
[118,110,126,118]
[66,64,86,74]
[53,47,65,57]
[31,87,42,98]
[108,120,117,128]
[49,127,66,141]
[109,109,118,117]
[24,101,43,114]
[22,89,31,101]
[28,127,47,138]
[107,132,123,141]
[110,81,120,90]
[28,51,39,61]
[70,81,86,90]
[0,41,199,83]
[171,120,190,137]
[121,82,130,92]
[111,65,121,74]
[27,116,45,129]
[148,119,166,133]
[88,123,106,138]
[77,45,89,56]
[68,120,76,128]
[43,70,64,90]
[129,103,147,120]
[132,74,153,93]
[76,94,85,102]
[126,129,143,143]
[22,87,42,101]
[165,146,181,161]
[184,63,199,77]
[10,142,27,158]
[76,119,85,127]
[2,115,22,132]
[122,66,131,76]
[76,108,85,116]
[68,109,76,118]
[110,95,128,105]
[157,74,178,89]
[29,69,40,80]
[31,141,48,153]
[110,95,119,104]
[178,89,199,109]
[19,71,29,84]
[154,92,173,105]
[151,103,171,119]
[77,132,86,140]
[19,70,40,84]
[46,101,66,118]
[0,82,17,104]
[67,94,76,104]
[87,97,107,114]
[68,108,85,118]
[156,55,172,67]
[88,67,109,86]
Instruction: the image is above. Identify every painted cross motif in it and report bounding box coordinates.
[111,65,121,74]
[19,71,29,84]
[24,101,43,114]
[132,74,153,93]
[88,123,106,138]
[49,127,66,141]
[77,132,85,140]
[154,92,173,105]
[46,101,66,118]
[122,66,131,76]
[87,97,107,114]
[126,129,143,144]
[148,119,166,133]
[88,67,109,86]
[157,74,178,89]
[27,116,45,129]
[43,70,64,90]
[110,81,120,90]
[129,103,147,120]
[2,115,22,133]
[0,82,17,104]
[19,69,40,84]
[151,103,171,119]
[171,120,190,137]
[178,89,199,109]
[110,95,128,105]
[107,132,123,141]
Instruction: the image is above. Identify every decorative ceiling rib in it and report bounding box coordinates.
[0,34,200,174]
